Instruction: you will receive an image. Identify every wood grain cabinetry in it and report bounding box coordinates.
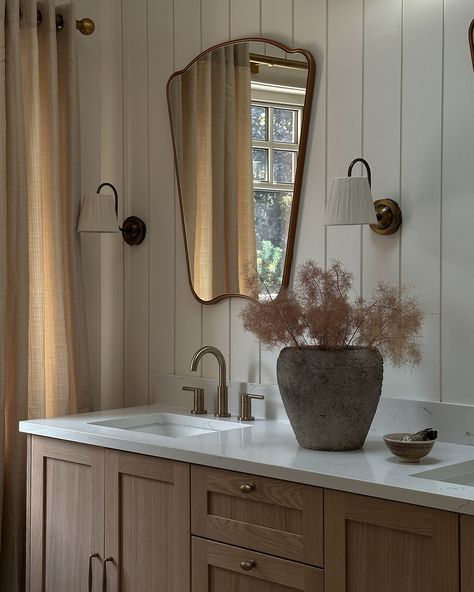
[191,465,323,567]
[27,436,190,592]
[192,537,324,591]
[325,490,460,592]
[27,436,468,592]
[461,515,474,592]
[103,449,189,591]
[28,436,105,592]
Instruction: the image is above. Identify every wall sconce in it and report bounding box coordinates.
[77,182,146,246]
[324,158,402,235]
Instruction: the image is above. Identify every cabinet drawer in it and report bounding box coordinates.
[192,537,324,591]
[191,465,323,566]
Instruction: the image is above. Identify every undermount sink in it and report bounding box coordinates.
[412,460,474,487]
[89,412,249,439]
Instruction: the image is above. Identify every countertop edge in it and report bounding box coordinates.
[20,419,474,516]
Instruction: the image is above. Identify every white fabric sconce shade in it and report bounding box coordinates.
[325,157,402,235]
[324,176,377,226]
[77,193,119,233]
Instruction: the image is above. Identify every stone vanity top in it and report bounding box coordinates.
[19,404,474,515]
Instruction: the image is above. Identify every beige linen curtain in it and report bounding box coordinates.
[172,43,256,301]
[0,0,90,588]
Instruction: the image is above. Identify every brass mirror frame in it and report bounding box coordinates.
[469,18,474,72]
[166,37,316,304]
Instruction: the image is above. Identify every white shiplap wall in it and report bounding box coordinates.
[78,0,474,409]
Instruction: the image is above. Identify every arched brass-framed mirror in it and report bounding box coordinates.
[167,38,316,304]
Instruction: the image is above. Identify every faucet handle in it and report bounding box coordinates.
[183,386,207,415]
[238,393,264,421]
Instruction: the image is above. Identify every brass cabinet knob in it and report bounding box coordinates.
[240,482,256,494]
[240,559,257,571]
[183,386,207,415]
[238,393,264,421]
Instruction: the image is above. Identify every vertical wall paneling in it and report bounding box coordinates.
[173,0,204,377]
[441,0,474,404]
[326,0,364,295]
[293,0,327,269]
[259,0,294,384]
[361,0,402,398]
[98,0,125,410]
[261,0,293,54]
[201,0,231,48]
[77,0,102,410]
[148,0,176,378]
[229,0,261,38]
[228,0,261,383]
[80,0,474,408]
[200,0,232,380]
[122,0,150,405]
[361,0,401,295]
[395,0,443,401]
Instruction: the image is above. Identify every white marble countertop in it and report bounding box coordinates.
[19,404,474,515]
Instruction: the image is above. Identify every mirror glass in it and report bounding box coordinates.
[167,38,315,303]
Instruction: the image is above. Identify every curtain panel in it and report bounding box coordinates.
[173,43,256,301]
[0,0,90,588]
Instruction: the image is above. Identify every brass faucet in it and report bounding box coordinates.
[190,346,230,417]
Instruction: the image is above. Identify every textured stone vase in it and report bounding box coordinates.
[277,346,383,451]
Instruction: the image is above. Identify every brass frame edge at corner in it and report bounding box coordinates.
[370,198,402,236]
[469,18,474,73]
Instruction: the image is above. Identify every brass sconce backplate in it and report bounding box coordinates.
[370,199,402,235]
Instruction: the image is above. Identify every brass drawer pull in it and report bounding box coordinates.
[240,559,257,571]
[240,482,256,494]
[88,553,101,592]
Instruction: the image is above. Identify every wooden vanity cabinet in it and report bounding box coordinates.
[27,436,190,592]
[325,490,460,592]
[191,465,324,567]
[461,515,474,592]
[27,435,467,592]
[103,449,190,591]
[192,537,324,591]
[28,437,105,592]
[191,465,324,591]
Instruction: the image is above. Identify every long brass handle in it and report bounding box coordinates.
[240,559,257,571]
[240,482,256,494]
[102,557,114,592]
[88,553,101,592]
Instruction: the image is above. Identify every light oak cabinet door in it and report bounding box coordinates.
[192,537,324,591]
[325,490,459,592]
[28,436,105,592]
[104,450,190,592]
[191,466,323,566]
[461,515,474,591]
[28,437,190,592]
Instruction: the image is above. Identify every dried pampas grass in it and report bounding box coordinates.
[240,260,423,368]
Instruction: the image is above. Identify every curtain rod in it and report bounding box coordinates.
[18,9,95,35]
[249,53,308,71]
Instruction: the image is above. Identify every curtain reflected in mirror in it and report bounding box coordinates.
[167,39,315,303]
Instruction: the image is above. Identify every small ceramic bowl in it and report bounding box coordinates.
[383,432,436,463]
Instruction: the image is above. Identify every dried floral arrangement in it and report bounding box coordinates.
[240,260,423,368]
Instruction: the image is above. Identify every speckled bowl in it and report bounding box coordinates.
[383,432,436,463]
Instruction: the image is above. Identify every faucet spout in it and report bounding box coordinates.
[190,346,230,417]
